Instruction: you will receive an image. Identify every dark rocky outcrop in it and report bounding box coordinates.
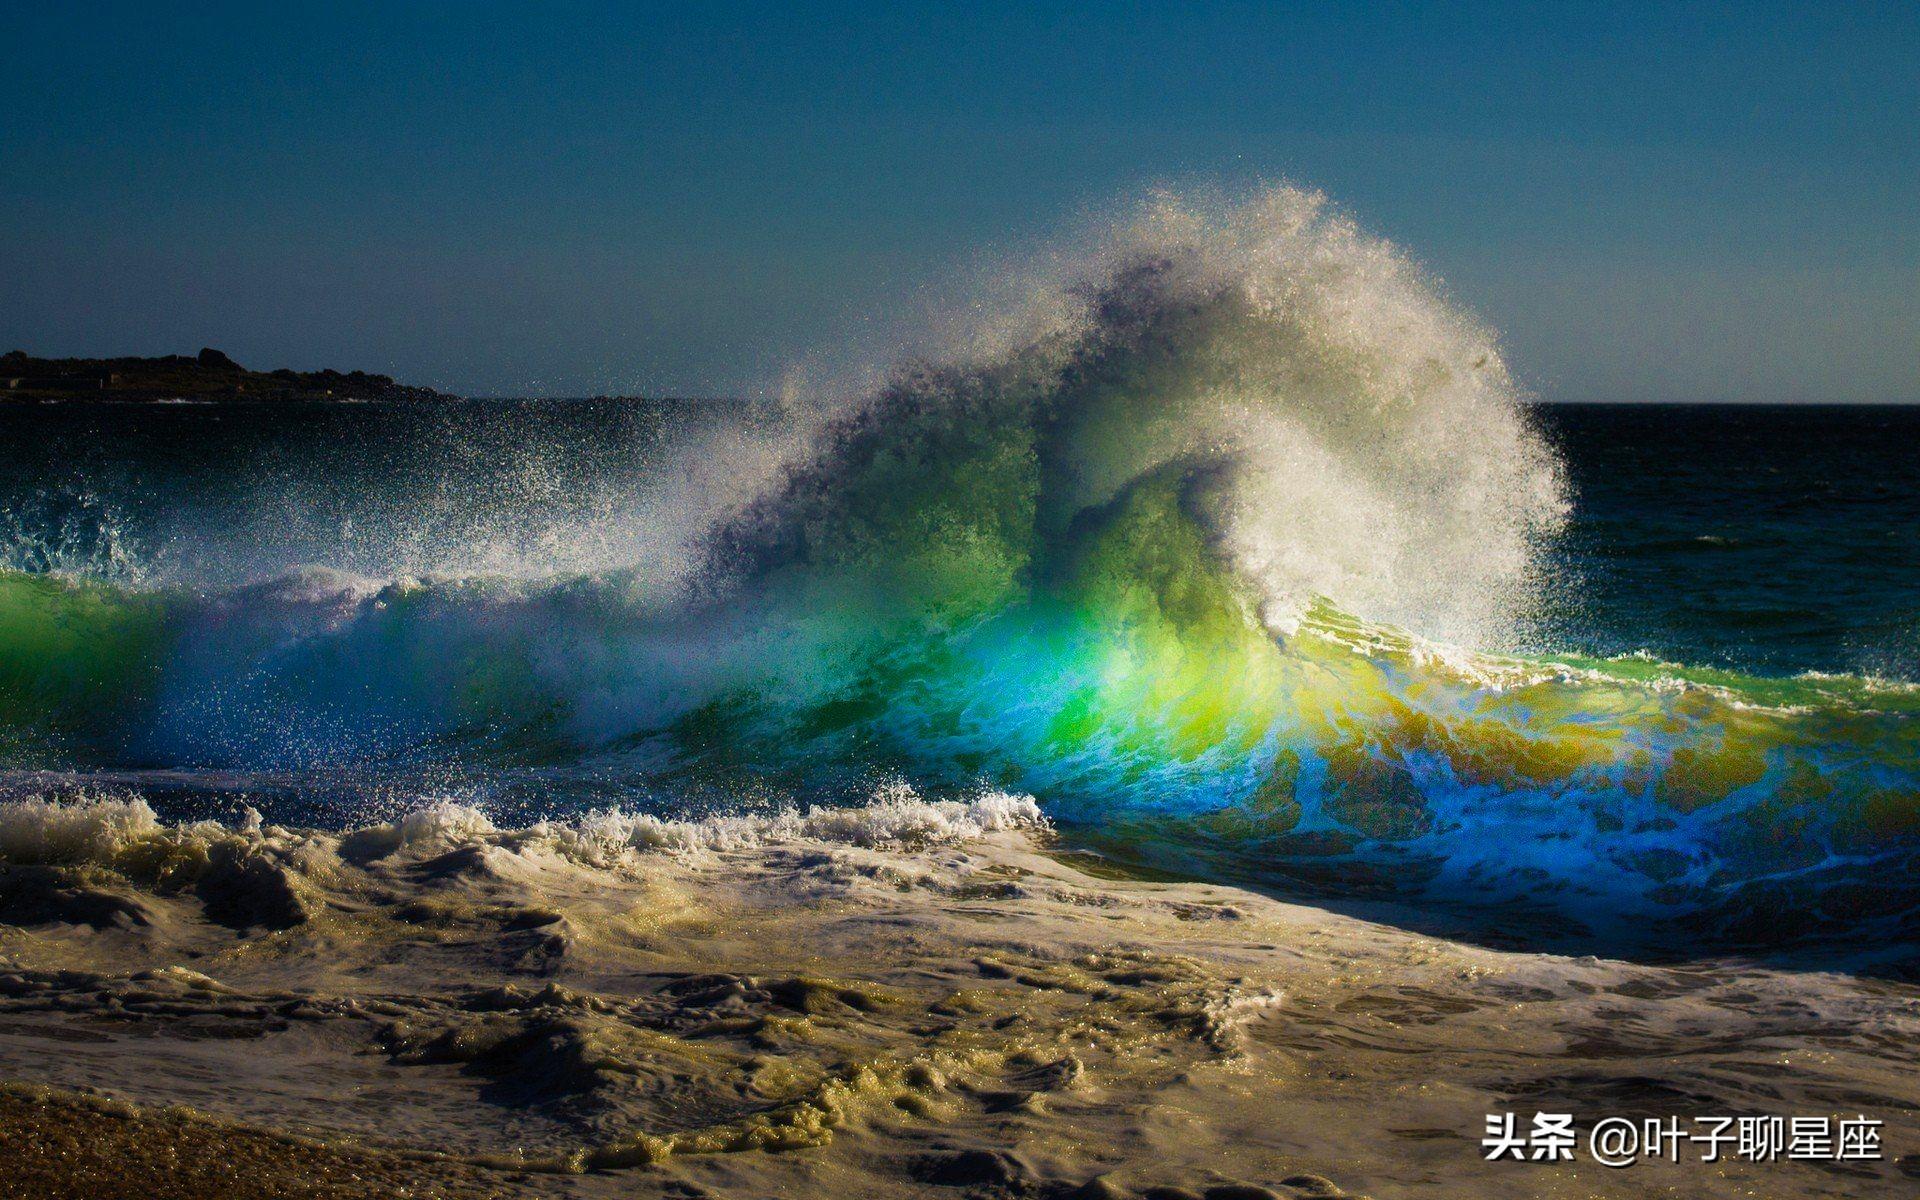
[0,348,458,403]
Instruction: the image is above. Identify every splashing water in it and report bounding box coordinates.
[1,187,1915,947]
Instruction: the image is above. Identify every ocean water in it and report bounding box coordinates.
[1532,402,1920,681]
[2,191,1915,957]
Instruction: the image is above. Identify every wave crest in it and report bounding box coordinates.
[724,185,1567,644]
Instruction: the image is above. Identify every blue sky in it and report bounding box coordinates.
[2,2,1914,401]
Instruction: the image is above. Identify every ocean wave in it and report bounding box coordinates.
[0,785,1048,873]
[0,188,1914,935]
[1,787,1048,892]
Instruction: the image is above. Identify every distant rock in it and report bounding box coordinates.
[0,350,460,403]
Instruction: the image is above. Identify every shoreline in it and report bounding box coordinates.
[1,793,1915,1197]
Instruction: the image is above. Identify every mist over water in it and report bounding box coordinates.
[2,187,1917,953]
[741,187,1570,648]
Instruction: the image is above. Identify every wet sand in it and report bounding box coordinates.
[1,793,1916,1198]
[0,1084,523,1199]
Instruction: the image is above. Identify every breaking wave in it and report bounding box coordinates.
[0,785,1047,877]
[1,187,1916,942]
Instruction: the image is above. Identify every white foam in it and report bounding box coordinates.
[539,783,1048,864]
[775,184,1570,648]
[0,785,1050,875]
[0,793,166,865]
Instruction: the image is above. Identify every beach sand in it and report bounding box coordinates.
[1,792,1915,1198]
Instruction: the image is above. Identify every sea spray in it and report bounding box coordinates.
[0,188,1914,940]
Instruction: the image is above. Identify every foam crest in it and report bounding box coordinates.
[750,185,1568,644]
[0,793,165,865]
[543,785,1048,862]
[0,786,1050,874]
